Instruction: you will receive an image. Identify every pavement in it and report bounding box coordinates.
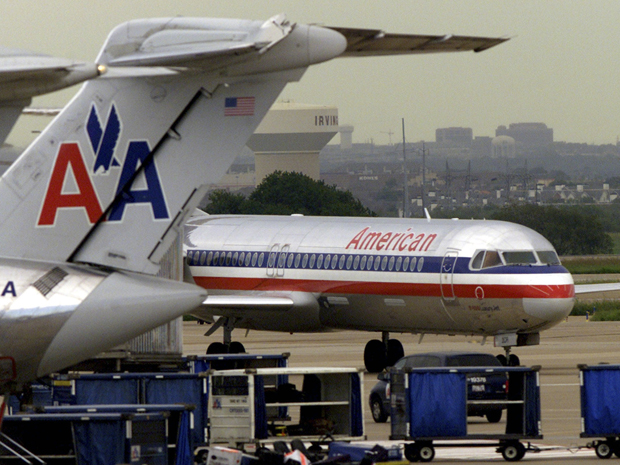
[183,315,620,463]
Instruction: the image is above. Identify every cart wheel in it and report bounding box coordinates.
[595,441,613,459]
[404,443,420,462]
[501,442,525,462]
[418,445,435,462]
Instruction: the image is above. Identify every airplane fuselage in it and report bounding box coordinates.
[0,258,205,390]
[186,215,574,338]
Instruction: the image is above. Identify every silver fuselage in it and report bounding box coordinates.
[186,215,574,336]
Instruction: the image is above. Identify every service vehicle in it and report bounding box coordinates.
[369,351,507,423]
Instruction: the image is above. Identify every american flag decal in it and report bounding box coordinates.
[224,97,255,116]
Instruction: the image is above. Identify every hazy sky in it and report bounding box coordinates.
[2,1,620,147]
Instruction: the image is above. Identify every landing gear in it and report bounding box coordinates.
[363,332,404,372]
[204,317,246,354]
[206,341,246,354]
[497,348,520,366]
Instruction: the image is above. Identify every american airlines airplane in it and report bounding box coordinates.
[0,14,506,415]
[185,213,601,372]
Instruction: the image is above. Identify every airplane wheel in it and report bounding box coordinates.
[508,354,520,366]
[496,354,507,366]
[228,341,245,354]
[206,342,228,354]
[364,339,387,372]
[387,339,404,366]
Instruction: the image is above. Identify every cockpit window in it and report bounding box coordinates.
[470,250,503,270]
[502,251,537,265]
[537,250,561,265]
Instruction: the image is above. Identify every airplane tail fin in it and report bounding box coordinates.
[0,15,347,274]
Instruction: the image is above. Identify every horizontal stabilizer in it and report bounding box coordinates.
[108,14,295,70]
[326,27,508,56]
[0,48,100,101]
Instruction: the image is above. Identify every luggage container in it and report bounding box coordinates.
[1,411,175,465]
[50,372,209,448]
[389,365,542,462]
[207,367,365,447]
[579,363,620,459]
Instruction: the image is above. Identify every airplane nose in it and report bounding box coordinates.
[523,297,574,324]
[307,25,348,65]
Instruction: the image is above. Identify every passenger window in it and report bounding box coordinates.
[353,255,360,270]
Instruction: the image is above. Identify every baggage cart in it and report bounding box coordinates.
[579,363,620,459]
[207,367,365,447]
[1,411,173,465]
[389,365,542,462]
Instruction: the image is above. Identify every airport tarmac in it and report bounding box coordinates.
[183,316,620,462]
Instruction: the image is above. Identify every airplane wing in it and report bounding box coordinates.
[325,27,508,56]
[574,283,620,295]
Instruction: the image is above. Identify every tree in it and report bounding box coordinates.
[205,171,375,216]
[491,204,613,255]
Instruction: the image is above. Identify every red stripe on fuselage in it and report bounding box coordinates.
[192,276,575,299]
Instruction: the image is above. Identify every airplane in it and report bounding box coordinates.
[185,213,608,372]
[0,13,507,415]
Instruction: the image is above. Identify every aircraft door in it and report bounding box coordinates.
[440,250,458,301]
[266,244,279,277]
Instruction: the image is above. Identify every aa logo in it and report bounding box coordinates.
[37,104,169,226]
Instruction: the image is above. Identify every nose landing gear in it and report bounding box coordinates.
[496,347,520,367]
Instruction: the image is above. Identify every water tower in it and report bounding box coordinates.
[246,101,339,183]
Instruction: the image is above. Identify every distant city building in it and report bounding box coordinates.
[495,123,553,148]
[472,136,492,157]
[436,127,473,146]
[246,101,339,183]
